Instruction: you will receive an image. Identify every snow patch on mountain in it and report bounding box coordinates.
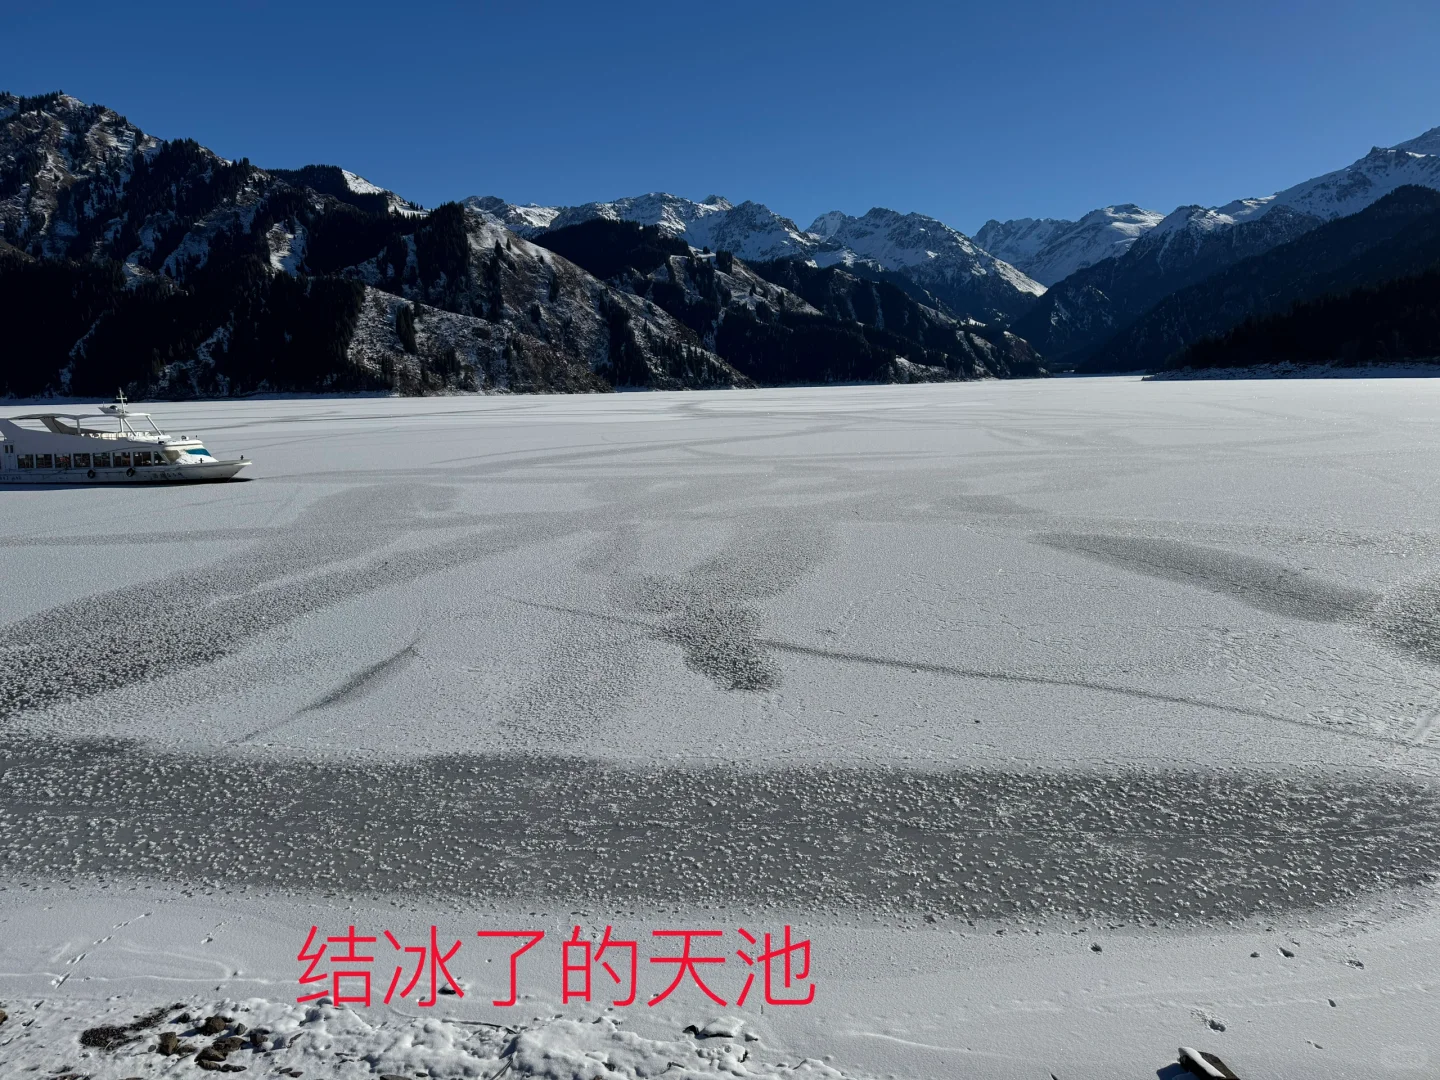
[975,204,1165,286]
[994,124,1440,296]
[807,210,849,240]
[1206,129,1440,227]
[807,207,1045,296]
[1267,140,1440,220]
[464,194,562,233]
[1393,126,1440,157]
[0,91,161,254]
[340,169,385,196]
[266,220,307,274]
[688,200,817,261]
[466,193,1043,319]
[1149,203,1252,239]
[973,217,1069,272]
[468,192,816,263]
[548,192,731,238]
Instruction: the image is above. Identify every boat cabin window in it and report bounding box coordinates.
[93,452,111,467]
[74,453,91,467]
[56,454,71,469]
[36,454,53,469]
[189,447,211,457]
[114,451,131,467]
[17,455,33,468]
[134,451,151,466]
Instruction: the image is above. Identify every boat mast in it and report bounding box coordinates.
[114,389,132,436]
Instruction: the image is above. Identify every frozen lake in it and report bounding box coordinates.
[3,377,1440,1078]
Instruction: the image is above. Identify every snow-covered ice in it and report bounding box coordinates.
[3,378,1440,1078]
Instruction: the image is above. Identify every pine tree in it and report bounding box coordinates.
[395,304,417,354]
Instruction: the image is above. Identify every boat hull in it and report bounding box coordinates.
[1,460,251,484]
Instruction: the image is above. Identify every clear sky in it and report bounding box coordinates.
[8,0,1440,235]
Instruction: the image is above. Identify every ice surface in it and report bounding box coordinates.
[3,379,1440,1077]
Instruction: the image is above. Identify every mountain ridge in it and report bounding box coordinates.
[1004,126,1440,366]
[467,192,1046,324]
[8,87,1440,397]
[1083,185,1440,372]
[0,92,751,397]
[975,204,1165,286]
[3,91,1037,399]
[529,217,1044,385]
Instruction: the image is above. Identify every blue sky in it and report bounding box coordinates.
[7,0,1440,234]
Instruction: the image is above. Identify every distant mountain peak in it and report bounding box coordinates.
[463,195,561,233]
[804,207,1045,318]
[807,211,848,238]
[975,204,1164,286]
[470,193,1042,321]
[1226,128,1440,224]
[986,123,1440,291]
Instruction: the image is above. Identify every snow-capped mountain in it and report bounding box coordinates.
[688,199,819,262]
[803,207,1044,321]
[1085,185,1440,373]
[975,204,1165,286]
[1124,201,1321,270]
[971,217,1069,277]
[1011,201,1322,365]
[0,91,422,278]
[1011,125,1440,367]
[1083,125,1440,275]
[7,92,1033,400]
[467,193,1046,322]
[464,192,817,262]
[984,126,1440,299]
[14,86,1440,393]
[463,195,562,234]
[1,92,752,398]
[1211,127,1440,225]
[533,216,1045,383]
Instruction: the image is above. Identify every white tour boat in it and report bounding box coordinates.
[0,394,250,484]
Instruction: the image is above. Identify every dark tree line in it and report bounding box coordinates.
[414,202,473,308]
[0,251,124,397]
[1084,185,1440,373]
[717,309,941,385]
[2,233,370,398]
[597,294,649,386]
[306,200,409,275]
[394,303,418,354]
[536,218,690,280]
[751,258,966,351]
[100,140,253,266]
[1172,266,1440,371]
[265,165,392,215]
